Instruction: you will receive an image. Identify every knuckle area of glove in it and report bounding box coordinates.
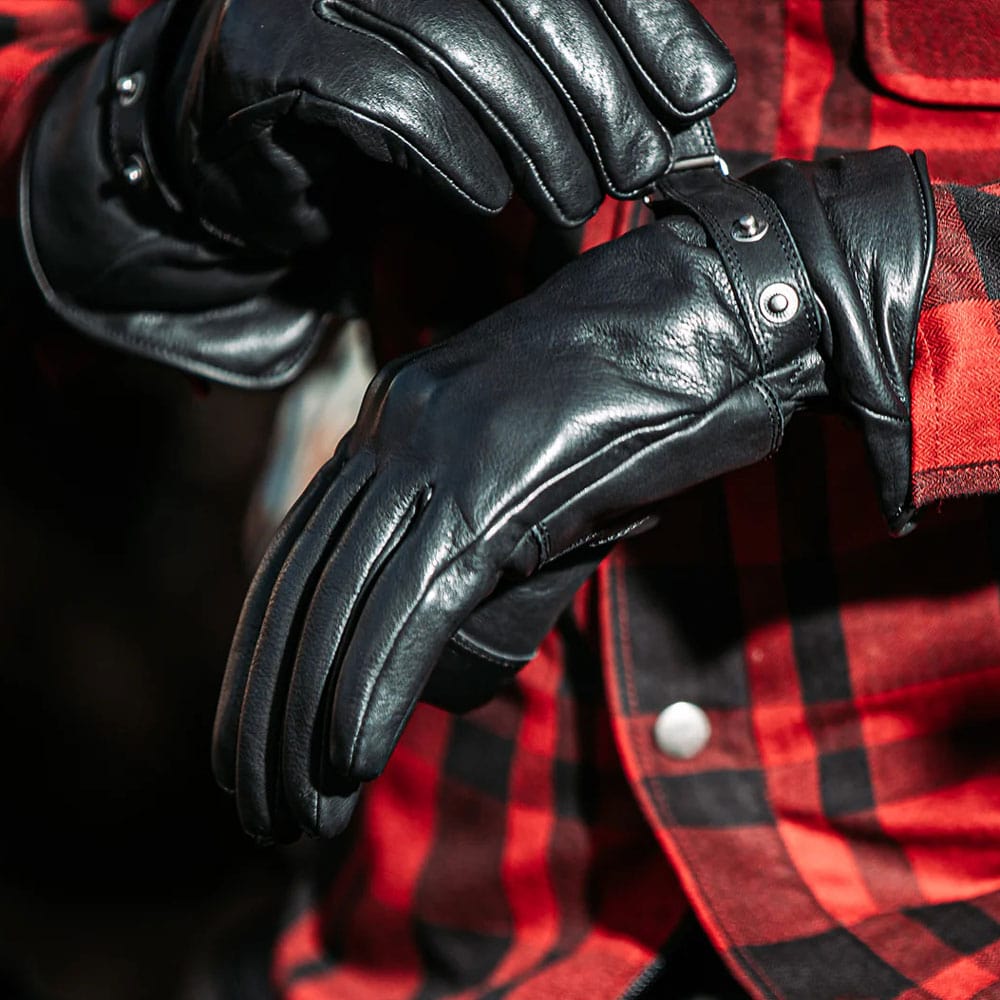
[654,30,736,117]
[640,256,757,396]
[592,0,735,116]
[369,357,442,413]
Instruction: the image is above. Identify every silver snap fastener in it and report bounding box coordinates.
[653,701,711,761]
[121,154,146,186]
[732,213,769,242]
[115,71,144,105]
[758,282,800,324]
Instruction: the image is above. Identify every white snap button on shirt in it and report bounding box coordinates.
[653,701,711,760]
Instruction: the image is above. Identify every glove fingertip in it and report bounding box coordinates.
[659,24,737,119]
[330,702,405,784]
[313,789,362,840]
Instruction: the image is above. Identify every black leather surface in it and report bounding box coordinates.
[746,148,936,532]
[20,0,735,385]
[213,190,825,842]
[212,147,935,844]
[167,0,735,243]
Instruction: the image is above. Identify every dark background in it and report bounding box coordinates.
[0,283,299,999]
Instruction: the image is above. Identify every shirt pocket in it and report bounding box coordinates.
[863,0,1000,107]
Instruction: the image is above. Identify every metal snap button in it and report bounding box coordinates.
[121,154,147,187]
[732,213,769,242]
[653,701,711,761]
[115,72,145,106]
[758,282,800,324]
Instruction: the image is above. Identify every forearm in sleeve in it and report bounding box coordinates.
[910,180,1000,506]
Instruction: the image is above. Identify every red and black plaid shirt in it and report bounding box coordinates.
[6,1,1000,997]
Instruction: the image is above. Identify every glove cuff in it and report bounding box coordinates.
[650,162,828,449]
[18,7,334,388]
[748,148,937,534]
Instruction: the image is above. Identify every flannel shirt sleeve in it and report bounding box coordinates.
[910,180,1000,507]
[0,0,153,218]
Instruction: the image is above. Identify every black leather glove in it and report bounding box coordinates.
[212,146,935,842]
[19,0,733,385]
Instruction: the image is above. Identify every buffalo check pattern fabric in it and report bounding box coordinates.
[911,183,1000,507]
[5,1,1000,999]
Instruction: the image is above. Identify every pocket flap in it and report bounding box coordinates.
[864,0,1000,106]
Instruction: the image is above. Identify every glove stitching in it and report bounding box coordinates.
[449,631,526,669]
[909,155,934,377]
[483,0,661,199]
[330,479,430,787]
[763,197,822,393]
[532,521,552,566]
[586,0,736,119]
[750,378,783,455]
[348,383,770,777]
[690,186,773,371]
[558,515,652,556]
[894,153,932,403]
[316,0,588,223]
[246,457,379,839]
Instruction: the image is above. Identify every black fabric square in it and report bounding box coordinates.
[414,922,509,1000]
[774,427,855,706]
[954,184,1000,300]
[785,557,854,705]
[743,928,914,1000]
[818,747,875,816]
[557,618,603,705]
[443,716,513,804]
[611,481,750,717]
[622,566,750,714]
[553,757,600,822]
[907,901,1000,956]
[646,769,772,828]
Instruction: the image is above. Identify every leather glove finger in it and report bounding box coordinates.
[475,0,676,197]
[212,356,408,821]
[214,448,375,842]
[279,485,506,795]
[212,447,348,793]
[316,0,601,224]
[279,473,437,837]
[206,26,517,245]
[594,0,735,117]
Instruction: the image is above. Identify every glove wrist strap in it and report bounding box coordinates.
[650,166,826,448]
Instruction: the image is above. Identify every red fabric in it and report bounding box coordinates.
[603,436,1000,998]
[0,3,90,214]
[863,0,1000,107]
[272,599,688,998]
[911,184,1000,506]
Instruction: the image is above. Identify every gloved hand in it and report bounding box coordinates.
[19,0,734,387]
[212,146,935,843]
[164,0,736,239]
